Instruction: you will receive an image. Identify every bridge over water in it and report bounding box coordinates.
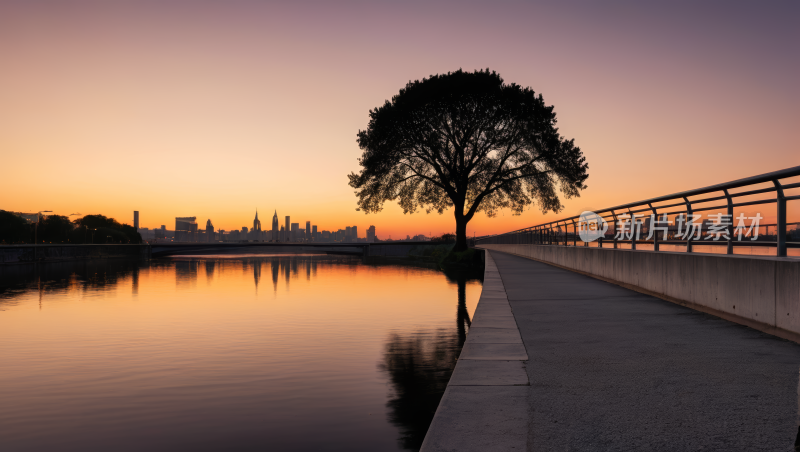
[150,241,437,258]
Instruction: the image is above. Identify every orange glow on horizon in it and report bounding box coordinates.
[1,2,797,238]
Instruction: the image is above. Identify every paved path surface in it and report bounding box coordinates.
[421,252,529,452]
[491,250,800,451]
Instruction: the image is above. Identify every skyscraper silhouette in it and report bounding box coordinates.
[252,210,262,241]
[206,219,215,243]
[272,210,279,242]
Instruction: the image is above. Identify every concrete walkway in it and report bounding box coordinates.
[491,250,800,451]
[421,252,529,451]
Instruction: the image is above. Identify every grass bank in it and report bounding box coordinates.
[406,243,484,271]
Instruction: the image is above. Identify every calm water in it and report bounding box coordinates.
[0,255,481,451]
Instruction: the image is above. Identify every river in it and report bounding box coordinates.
[0,255,482,451]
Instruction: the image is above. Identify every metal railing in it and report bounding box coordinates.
[476,166,800,257]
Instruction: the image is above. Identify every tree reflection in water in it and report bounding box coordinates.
[380,268,481,451]
[0,257,149,306]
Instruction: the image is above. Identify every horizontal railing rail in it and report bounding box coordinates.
[475,166,800,257]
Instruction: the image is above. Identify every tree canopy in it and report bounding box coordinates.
[0,212,141,244]
[74,215,141,244]
[38,215,75,243]
[0,210,31,244]
[348,69,589,250]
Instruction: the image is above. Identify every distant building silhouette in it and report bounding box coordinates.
[252,210,262,241]
[285,216,290,241]
[305,221,311,242]
[133,211,139,231]
[175,217,196,242]
[367,225,376,242]
[272,210,279,241]
[206,219,214,243]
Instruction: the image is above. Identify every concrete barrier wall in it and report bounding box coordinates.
[367,243,420,257]
[0,244,151,264]
[478,244,800,341]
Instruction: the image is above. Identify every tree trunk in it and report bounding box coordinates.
[454,215,469,252]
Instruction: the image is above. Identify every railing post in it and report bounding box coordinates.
[683,196,693,253]
[649,203,659,251]
[628,209,636,250]
[571,219,577,246]
[556,223,560,246]
[723,189,733,255]
[774,180,787,257]
[611,212,618,249]
[584,220,589,246]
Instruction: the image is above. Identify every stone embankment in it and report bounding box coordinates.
[0,244,150,264]
[420,252,529,451]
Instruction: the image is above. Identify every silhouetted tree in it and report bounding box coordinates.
[38,215,75,244]
[73,214,142,244]
[75,214,122,231]
[349,69,589,251]
[430,232,456,243]
[0,210,32,244]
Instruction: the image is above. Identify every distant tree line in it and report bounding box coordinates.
[430,232,456,243]
[0,211,141,245]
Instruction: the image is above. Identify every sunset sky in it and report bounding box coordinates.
[1,1,798,238]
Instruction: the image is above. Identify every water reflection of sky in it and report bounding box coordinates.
[0,255,482,451]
